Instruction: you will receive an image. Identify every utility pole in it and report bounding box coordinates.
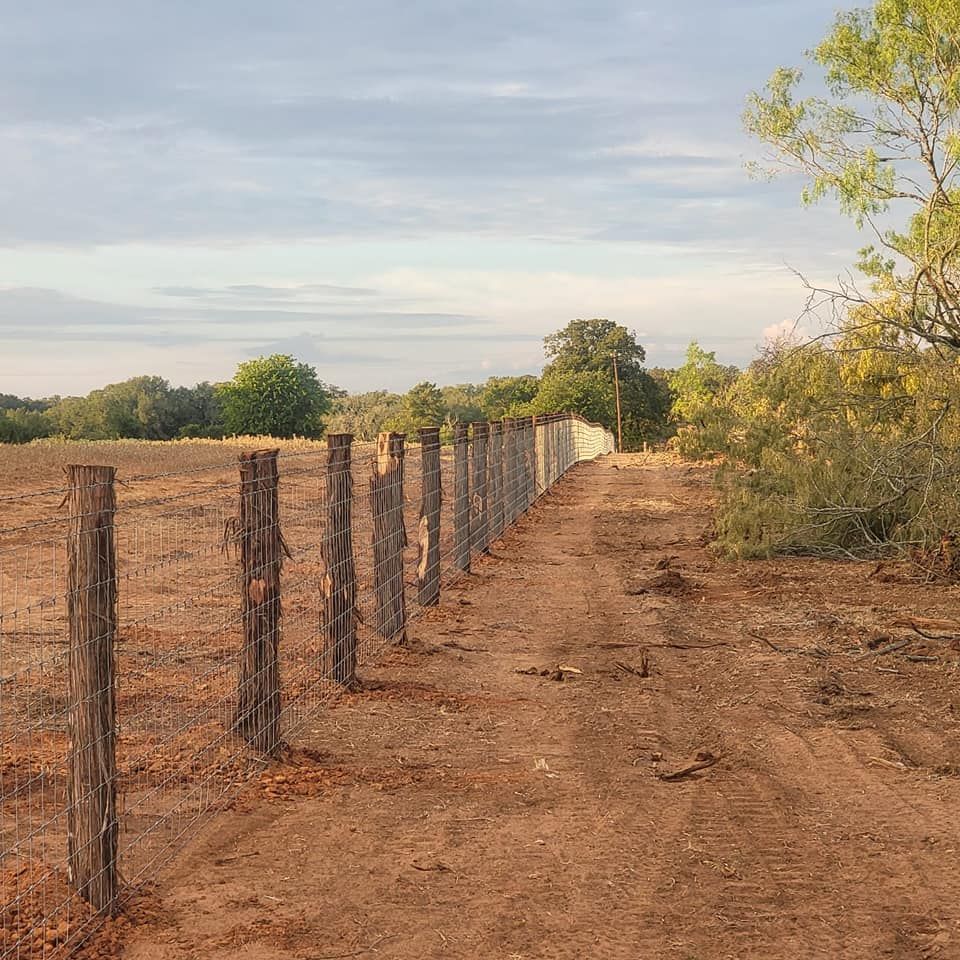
[611,352,623,453]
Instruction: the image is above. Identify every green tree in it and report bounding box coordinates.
[399,381,446,431]
[325,390,404,441]
[644,367,677,442]
[529,368,615,426]
[533,318,666,447]
[440,383,484,427]
[217,355,336,438]
[173,382,225,438]
[478,375,540,420]
[0,408,52,443]
[544,318,645,375]
[670,343,739,427]
[744,0,960,347]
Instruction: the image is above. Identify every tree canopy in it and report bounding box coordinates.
[532,318,665,447]
[399,381,446,432]
[670,342,740,428]
[744,0,960,346]
[216,355,336,438]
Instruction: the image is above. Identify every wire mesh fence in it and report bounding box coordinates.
[0,412,614,958]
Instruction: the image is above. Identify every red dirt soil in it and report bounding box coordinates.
[109,454,960,958]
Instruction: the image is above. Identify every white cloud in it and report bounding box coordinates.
[763,318,811,344]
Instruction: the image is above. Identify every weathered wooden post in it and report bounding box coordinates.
[322,434,358,685]
[532,416,544,499]
[470,422,489,555]
[370,432,407,643]
[502,417,516,525]
[234,449,284,756]
[552,417,559,485]
[543,417,555,490]
[518,416,534,512]
[453,422,471,571]
[488,421,504,539]
[527,416,536,507]
[417,427,442,606]
[66,464,119,913]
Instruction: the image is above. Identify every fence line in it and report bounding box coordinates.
[0,411,614,958]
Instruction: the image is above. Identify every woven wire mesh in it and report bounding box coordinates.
[0,414,614,957]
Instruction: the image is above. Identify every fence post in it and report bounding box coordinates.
[502,418,515,525]
[371,432,408,643]
[417,427,442,606]
[519,416,534,512]
[453,422,471,571]
[553,417,560,487]
[66,464,119,914]
[233,449,284,756]
[470,421,489,555]
[544,417,554,490]
[532,416,543,500]
[527,417,540,507]
[322,434,358,685]
[488,421,504,539]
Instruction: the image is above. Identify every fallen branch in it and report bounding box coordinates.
[647,641,729,651]
[857,638,912,660]
[867,756,908,771]
[615,654,649,678]
[894,616,960,637]
[743,629,803,655]
[657,751,719,782]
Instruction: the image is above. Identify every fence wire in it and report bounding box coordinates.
[0,413,614,958]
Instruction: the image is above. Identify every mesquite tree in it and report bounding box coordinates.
[745,0,960,346]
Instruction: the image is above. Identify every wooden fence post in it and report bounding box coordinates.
[543,417,554,490]
[488,421,504,539]
[371,432,407,643]
[551,418,559,486]
[322,434,358,685]
[453,422,471,571]
[529,417,538,506]
[470,422,489,554]
[532,416,544,499]
[417,427,442,606]
[233,449,284,757]
[502,418,516,525]
[518,416,534,512]
[66,464,119,914]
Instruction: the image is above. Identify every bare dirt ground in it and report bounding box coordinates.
[121,453,960,959]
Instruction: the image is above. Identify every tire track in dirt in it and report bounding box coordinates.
[122,454,960,959]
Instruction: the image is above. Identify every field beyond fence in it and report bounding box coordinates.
[0,412,614,958]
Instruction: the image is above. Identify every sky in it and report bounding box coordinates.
[0,0,864,397]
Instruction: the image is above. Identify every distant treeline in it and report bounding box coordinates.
[0,379,225,444]
[1,320,698,448]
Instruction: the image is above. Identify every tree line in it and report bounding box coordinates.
[1,319,691,447]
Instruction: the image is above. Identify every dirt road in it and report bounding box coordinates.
[125,454,960,959]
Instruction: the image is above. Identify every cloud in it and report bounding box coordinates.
[0,0,843,248]
[763,318,811,344]
[0,0,860,397]
[154,283,380,300]
[0,286,484,334]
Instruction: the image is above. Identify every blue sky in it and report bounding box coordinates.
[0,0,861,396]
